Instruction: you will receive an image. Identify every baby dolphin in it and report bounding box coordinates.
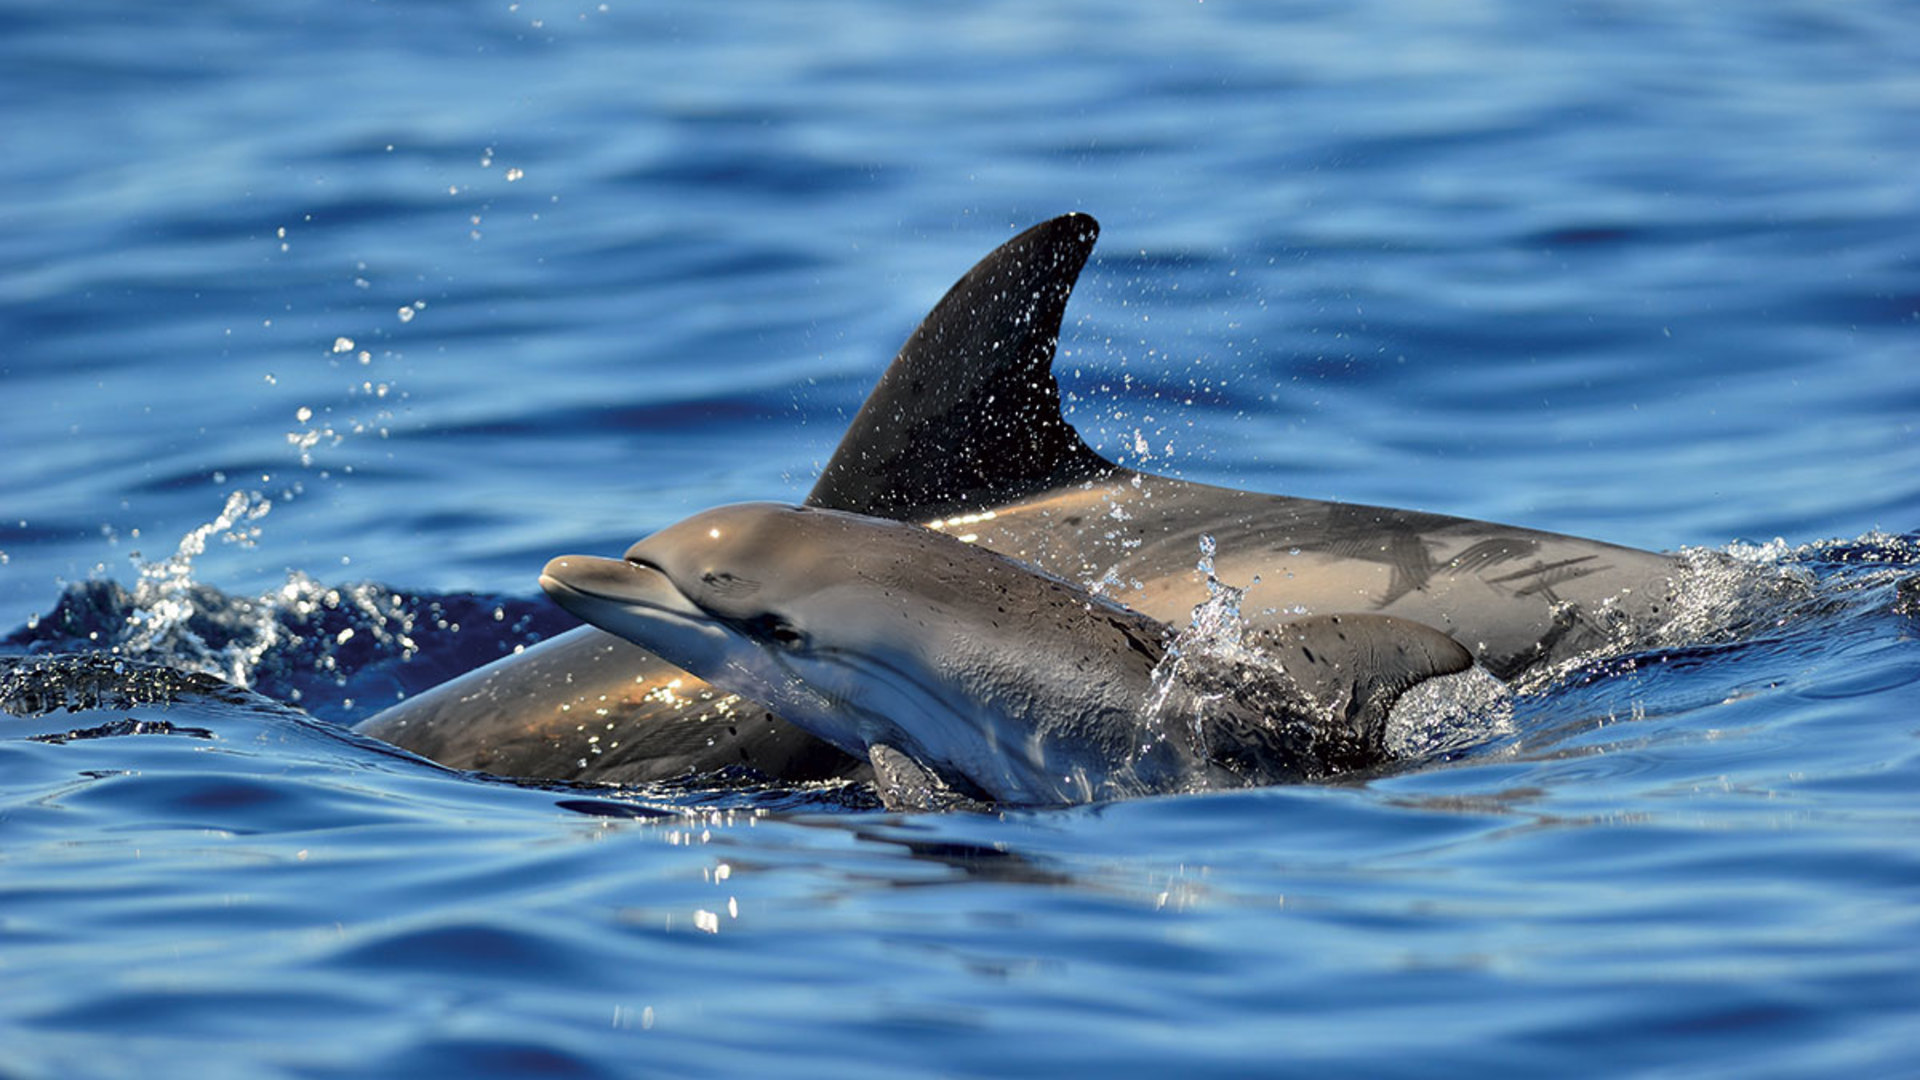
[539,503,1474,808]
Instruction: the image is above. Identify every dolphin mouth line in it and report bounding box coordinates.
[623,554,666,577]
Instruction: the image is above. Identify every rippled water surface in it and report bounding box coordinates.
[5,2,1920,1076]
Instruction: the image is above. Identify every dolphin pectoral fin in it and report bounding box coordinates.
[1260,614,1477,761]
[807,213,1119,521]
[869,742,992,814]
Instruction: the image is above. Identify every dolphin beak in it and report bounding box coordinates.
[540,554,738,677]
[539,555,704,622]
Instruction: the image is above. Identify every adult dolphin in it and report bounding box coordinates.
[539,503,1478,808]
[355,213,1681,784]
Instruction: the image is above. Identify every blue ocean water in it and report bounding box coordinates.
[5,1,1920,1076]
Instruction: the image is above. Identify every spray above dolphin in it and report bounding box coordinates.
[355,213,1683,786]
[539,503,1479,808]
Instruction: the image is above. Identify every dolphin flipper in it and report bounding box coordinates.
[1259,614,1475,763]
[869,742,992,814]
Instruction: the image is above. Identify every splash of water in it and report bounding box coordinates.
[1514,534,1904,694]
[1139,534,1262,767]
[21,491,428,701]
[117,490,279,683]
[1383,667,1515,760]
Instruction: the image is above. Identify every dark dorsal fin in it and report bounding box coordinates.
[807,213,1117,520]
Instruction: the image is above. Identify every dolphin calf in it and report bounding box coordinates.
[539,503,1477,808]
[355,213,1681,785]
[353,214,1108,783]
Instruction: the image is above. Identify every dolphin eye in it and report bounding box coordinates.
[742,614,805,649]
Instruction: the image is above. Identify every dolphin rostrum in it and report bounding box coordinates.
[539,503,1477,808]
[355,213,1681,785]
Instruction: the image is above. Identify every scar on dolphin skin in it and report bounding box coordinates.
[1487,555,1607,598]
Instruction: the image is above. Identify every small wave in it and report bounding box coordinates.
[1384,666,1515,761]
[1497,529,1920,767]
[4,491,572,722]
[1522,529,1920,696]
[0,652,249,718]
